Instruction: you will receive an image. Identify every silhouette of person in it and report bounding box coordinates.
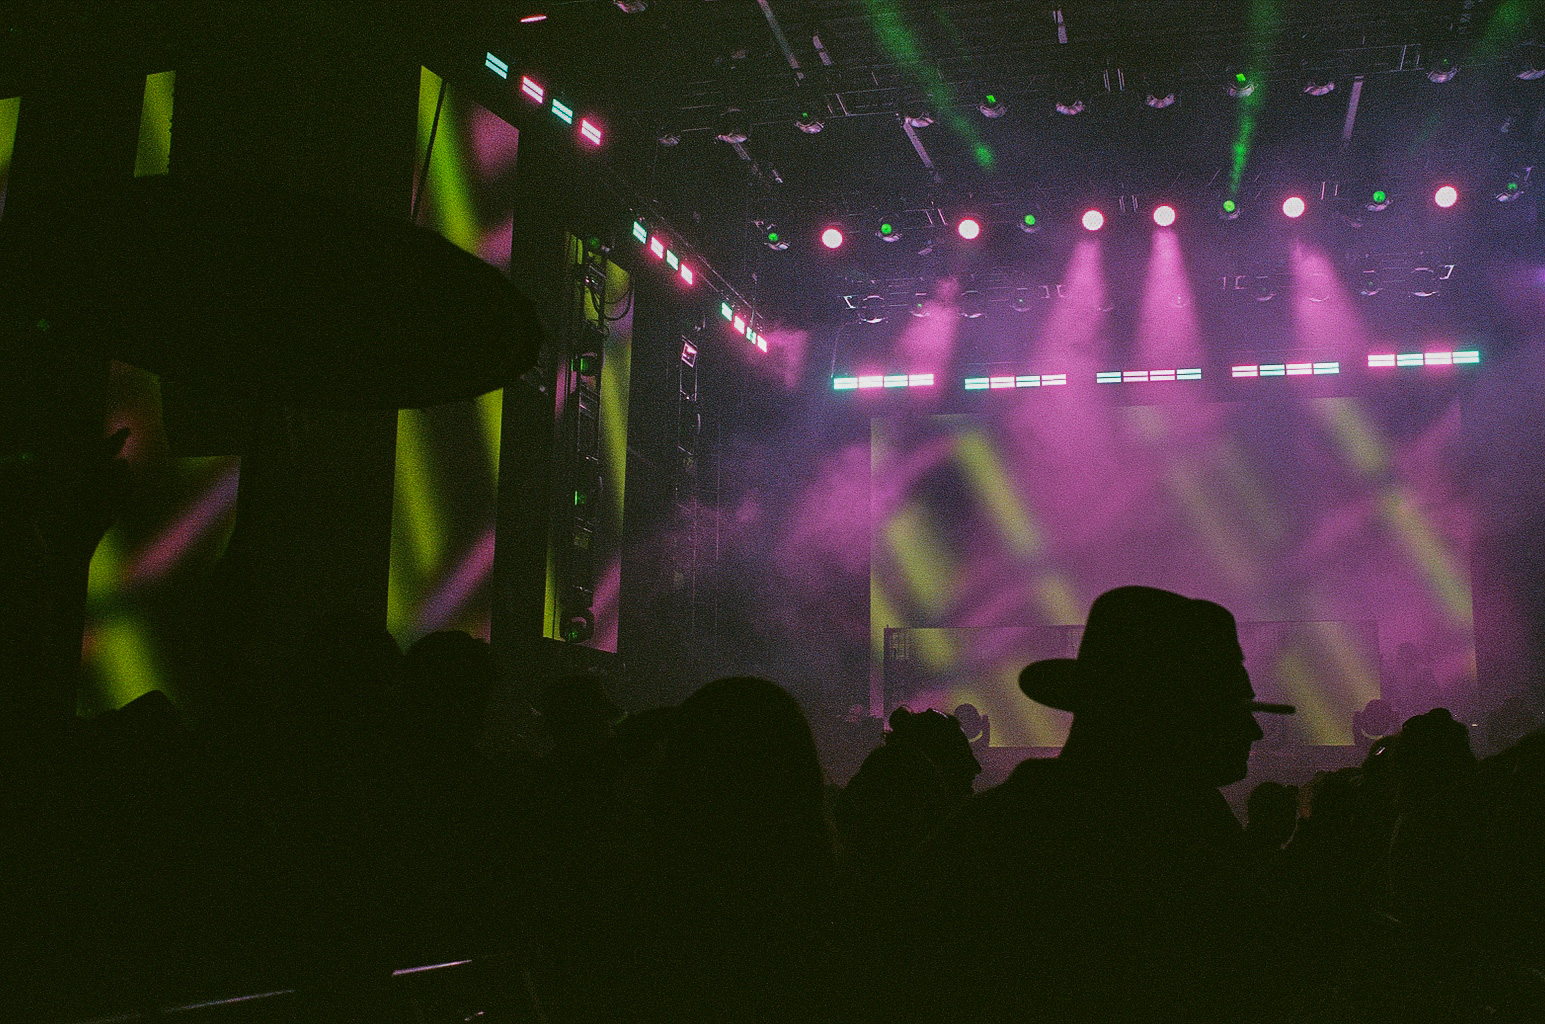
[614,676,835,1024]
[885,586,1295,1024]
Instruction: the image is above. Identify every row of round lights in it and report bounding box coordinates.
[815,186,1463,247]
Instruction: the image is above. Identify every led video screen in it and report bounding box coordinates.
[871,392,1474,747]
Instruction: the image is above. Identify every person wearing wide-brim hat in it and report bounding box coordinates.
[1020,584,1294,787]
[881,586,1297,1024]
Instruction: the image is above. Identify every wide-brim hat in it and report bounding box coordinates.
[1019,586,1295,717]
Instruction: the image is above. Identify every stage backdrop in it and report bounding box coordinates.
[870,393,1474,747]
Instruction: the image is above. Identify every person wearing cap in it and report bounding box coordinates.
[881,586,1296,1024]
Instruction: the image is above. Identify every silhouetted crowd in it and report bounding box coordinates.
[3,447,1543,1023]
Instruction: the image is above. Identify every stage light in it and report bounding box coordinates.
[1427,56,1459,83]
[1054,95,1085,116]
[978,93,1007,118]
[631,220,648,243]
[1282,196,1306,218]
[821,227,844,249]
[1081,209,1104,231]
[956,217,982,240]
[1434,185,1458,208]
[1497,169,1529,202]
[1220,198,1239,221]
[1511,42,1545,80]
[664,250,678,269]
[1303,78,1336,96]
[520,76,544,103]
[858,294,887,324]
[1144,89,1177,109]
[795,111,823,134]
[732,314,746,334]
[1226,70,1255,98]
[485,53,510,79]
[721,302,733,321]
[904,109,934,128]
[648,236,665,258]
[1019,212,1040,234]
[681,340,698,366]
[579,119,603,145]
[1152,204,1176,227]
[551,99,574,125]
[679,264,694,285]
[876,218,902,242]
[761,223,789,251]
[958,289,986,319]
[1366,189,1392,212]
[520,14,548,23]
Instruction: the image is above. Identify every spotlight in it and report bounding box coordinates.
[1426,56,1459,83]
[1226,70,1256,98]
[1302,78,1336,96]
[1018,212,1040,234]
[795,111,824,133]
[1219,198,1239,221]
[1081,209,1105,231]
[909,291,931,318]
[1141,74,1177,109]
[956,217,982,240]
[876,217,903,242]
[904,109,934,128]
[1152,204,1176,227]
[1054,95,1085,116]
[978,93,1007,118]
[821,226,845,249]
[1282,196,1306,219]
[1366,188,1393,212]
[715,109,749,145]
[1434,185,1458,208]
[1511,42,1545,80]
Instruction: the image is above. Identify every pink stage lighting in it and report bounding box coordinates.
[1152,204,1176,227]
[956,217,982,240]
[1081,209,1105,231]
[1434,185,1458,208]
[1282,196,1307,218]
[821,227,844,249]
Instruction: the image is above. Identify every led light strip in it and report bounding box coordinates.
[1368,350,1479,367]
[963,373,1069,390]
[493,58,603,147]
[833,374,936,390]
[1232,362,1340,377]
[1097,368,1202,383]
[721,302,767,352]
